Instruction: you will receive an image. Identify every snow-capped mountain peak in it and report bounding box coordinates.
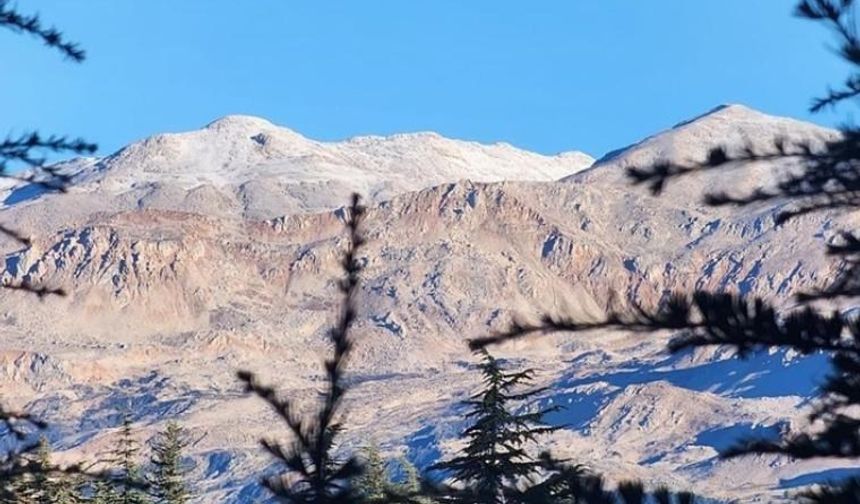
[588,104,835,171]
[2,116,595,218]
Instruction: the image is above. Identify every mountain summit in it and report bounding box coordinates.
[563,105,838,208]
[570,104,835,177]
[8,117,593,220]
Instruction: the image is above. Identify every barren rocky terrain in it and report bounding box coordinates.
[0,104,850,502]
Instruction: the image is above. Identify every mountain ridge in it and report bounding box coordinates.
[571,103,837,176]
[0,104,848,502]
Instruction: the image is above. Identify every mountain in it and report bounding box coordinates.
[566,104,838,197]
[577,104,831,172]
[0,107,849,502]
[0,115,593,223]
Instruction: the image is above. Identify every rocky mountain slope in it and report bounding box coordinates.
[0,106,850,502]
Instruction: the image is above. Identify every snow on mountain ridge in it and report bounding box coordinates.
[204,114,280,131]
[1,115,594,217]
[73,115,593,192]
[576,103,837,174]
[562,105,840,214]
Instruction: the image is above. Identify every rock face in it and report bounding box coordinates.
[0,107,850,502]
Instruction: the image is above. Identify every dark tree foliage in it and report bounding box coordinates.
[147,421,190,504]
[0,0,85,61]
[429,350,560,504]
[516,455,611,504]
[238,194,365,503]
[409,354,700,504]
[103,416,149,504]
[615,482,645,504]
[471,0,860,501]
[353,444,387,503]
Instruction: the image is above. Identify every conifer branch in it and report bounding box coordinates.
[0,8,95,298]
[0,132,96,173]
[0,0,86,61]
[239,194,365,502]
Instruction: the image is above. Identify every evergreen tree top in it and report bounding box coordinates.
[430,350,560,504]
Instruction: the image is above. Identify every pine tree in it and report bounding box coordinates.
[396,456,424,500]
[352,447,435,504]
[148,422,190,504]
[430,350,559,504]
[394,457,435,504]
[105,416,149,504]
[455,358,700,502]
[32,435,52,503]
[354,444,387,503]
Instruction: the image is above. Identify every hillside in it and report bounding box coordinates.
[0,107,849,502]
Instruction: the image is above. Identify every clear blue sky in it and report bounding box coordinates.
[0,1,851,159]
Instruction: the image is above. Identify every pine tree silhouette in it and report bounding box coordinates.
[238,194,365,503]
[469,1,860,501]
[28,436,52,504]
[429,350,561,504]
[147,422,190,504]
